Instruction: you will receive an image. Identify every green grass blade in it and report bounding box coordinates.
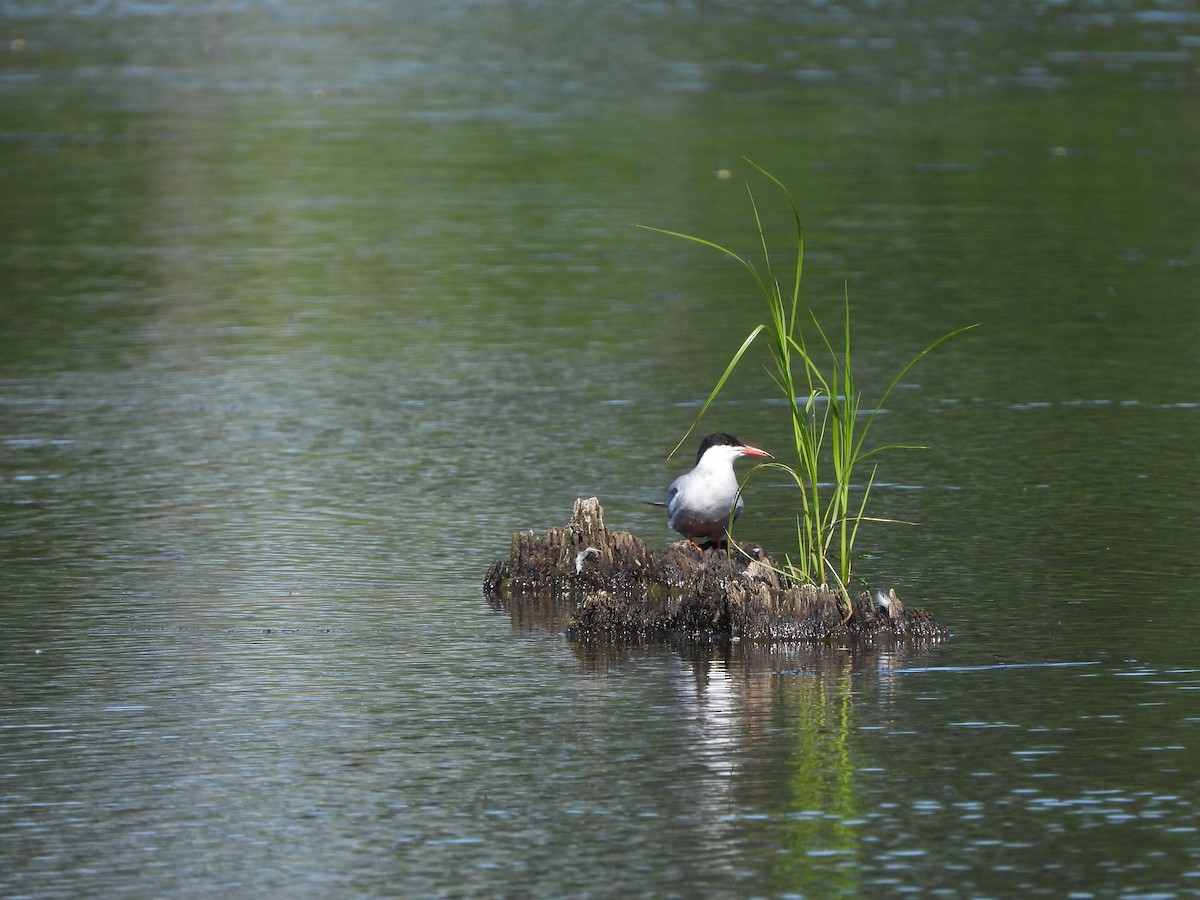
[745,159,804,334]
[854,322,979,457]
[668,324,767,459]
[635,224,771,300]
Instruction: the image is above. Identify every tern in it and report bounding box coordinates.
[666,432,771,548]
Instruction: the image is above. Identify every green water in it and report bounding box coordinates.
[2,2,1198,897]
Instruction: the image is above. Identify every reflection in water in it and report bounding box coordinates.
[567,620,945,893]
[493,560,951,890]
[667,639,946,896]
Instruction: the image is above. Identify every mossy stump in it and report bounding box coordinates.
[484,497,948,642]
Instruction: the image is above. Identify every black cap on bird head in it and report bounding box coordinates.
[694,432,746,464]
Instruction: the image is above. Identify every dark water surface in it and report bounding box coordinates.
[2,2,1199,897]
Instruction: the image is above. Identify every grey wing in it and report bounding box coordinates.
[665,483,679,516]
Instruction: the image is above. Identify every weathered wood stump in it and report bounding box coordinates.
[484,497,948,642]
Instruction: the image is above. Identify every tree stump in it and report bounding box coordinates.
[484,498,948,642]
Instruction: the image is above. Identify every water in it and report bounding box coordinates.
[2,1,1198,897]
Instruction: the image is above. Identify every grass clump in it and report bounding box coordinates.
[641,162,975,606]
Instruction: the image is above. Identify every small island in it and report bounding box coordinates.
[484,498,948,642]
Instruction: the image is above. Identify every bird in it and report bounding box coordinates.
[666,432,771,549]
